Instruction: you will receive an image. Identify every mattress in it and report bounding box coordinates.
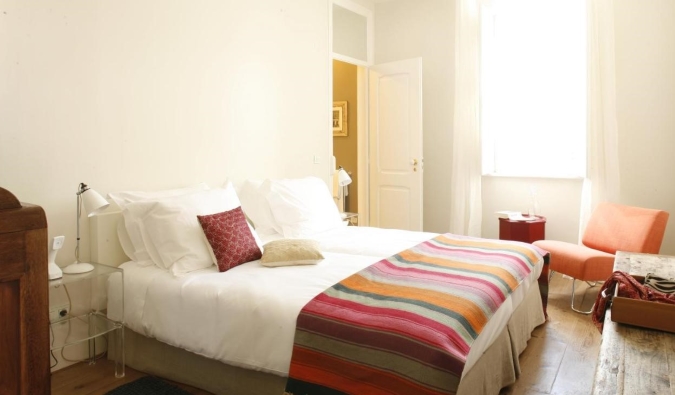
[108,227,544,379]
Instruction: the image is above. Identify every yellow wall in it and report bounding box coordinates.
[332,60,358,212]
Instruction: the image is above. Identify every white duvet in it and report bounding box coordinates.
[108,227,543,378]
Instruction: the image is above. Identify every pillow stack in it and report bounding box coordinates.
[110,183,262,275]
[110,176,341,274]
[109,183,209,264]
[239,176,345,238]
[265,177,344,238]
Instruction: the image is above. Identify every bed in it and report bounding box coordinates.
[93,178,548,395]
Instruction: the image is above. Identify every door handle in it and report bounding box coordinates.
[411,159,418,166]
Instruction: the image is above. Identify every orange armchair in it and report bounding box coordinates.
[533,202,669,313]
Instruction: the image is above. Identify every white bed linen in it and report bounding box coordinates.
[113,252,381,376]
[295,226,439,257]
[110,228,543,378]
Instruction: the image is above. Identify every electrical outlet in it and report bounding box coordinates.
[52,235,65,250]
[49,303,70,323]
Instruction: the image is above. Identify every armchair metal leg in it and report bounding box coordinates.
[570,279,595,314]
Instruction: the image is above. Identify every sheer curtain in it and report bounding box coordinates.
[449,0,483,236]
[579,0,620,240]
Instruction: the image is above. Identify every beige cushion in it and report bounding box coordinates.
[261,239,324,267]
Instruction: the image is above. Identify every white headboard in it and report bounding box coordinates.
[90,211,129,267]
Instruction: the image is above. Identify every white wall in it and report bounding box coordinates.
[1,0,672,261]
[375,0,675,255]
[0,0,332,265]
[333,3,369,62]
[615,0,675,254]
[349,0,375,12]
[374,0,455,233]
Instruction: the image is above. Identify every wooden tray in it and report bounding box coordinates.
[611,275,675,333]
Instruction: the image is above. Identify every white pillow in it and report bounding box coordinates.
[108,183,209,262]
[116,219,136,261]
[266,177,343,238]
[126,185,249,275]
[238,179,279,235]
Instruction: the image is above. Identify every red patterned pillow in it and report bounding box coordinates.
[197,207,262,272]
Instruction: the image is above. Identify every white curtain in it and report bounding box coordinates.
[579,0,621,241]
[450,0,483,236]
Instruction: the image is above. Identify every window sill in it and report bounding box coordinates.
[481,173,585,181]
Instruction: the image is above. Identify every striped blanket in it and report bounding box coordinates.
[284,234,548,395]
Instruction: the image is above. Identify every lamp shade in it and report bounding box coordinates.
[81,187,109,217]
[337,168,352,187]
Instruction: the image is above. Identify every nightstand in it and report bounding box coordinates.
[49,262,124,377]
[498,215,546,244]
[341,212,359,226]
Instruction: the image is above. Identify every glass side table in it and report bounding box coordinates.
[49,262,124,378]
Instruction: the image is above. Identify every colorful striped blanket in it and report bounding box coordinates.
[284,234,548,395]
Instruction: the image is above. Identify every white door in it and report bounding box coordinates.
[369,58,423,231]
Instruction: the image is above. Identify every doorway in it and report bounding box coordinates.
[330,0,423,231]
[332,59,360,217]
[332,57,424,231]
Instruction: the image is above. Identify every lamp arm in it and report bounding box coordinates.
[75,182,88,264]
[63,182,105,275]
[76,190,80,263]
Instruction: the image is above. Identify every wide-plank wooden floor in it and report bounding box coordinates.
[501,272,601,395]
[51,272,601,395]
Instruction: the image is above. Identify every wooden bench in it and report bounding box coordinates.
[592,251,675,394]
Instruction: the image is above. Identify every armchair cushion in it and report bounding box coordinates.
[533,240,615,281]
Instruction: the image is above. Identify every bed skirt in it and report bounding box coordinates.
[109,282,544,395]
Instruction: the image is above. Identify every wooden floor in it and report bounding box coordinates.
[50,358,211,395]
[500,272,601,395]
[51,272,601,395]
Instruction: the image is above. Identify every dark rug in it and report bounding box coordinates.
[105,376,192,395]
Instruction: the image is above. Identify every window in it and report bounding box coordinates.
[481,0,587,178]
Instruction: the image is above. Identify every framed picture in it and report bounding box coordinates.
[332,101,348,137]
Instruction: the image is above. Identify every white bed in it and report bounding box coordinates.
[93,179,547,395]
